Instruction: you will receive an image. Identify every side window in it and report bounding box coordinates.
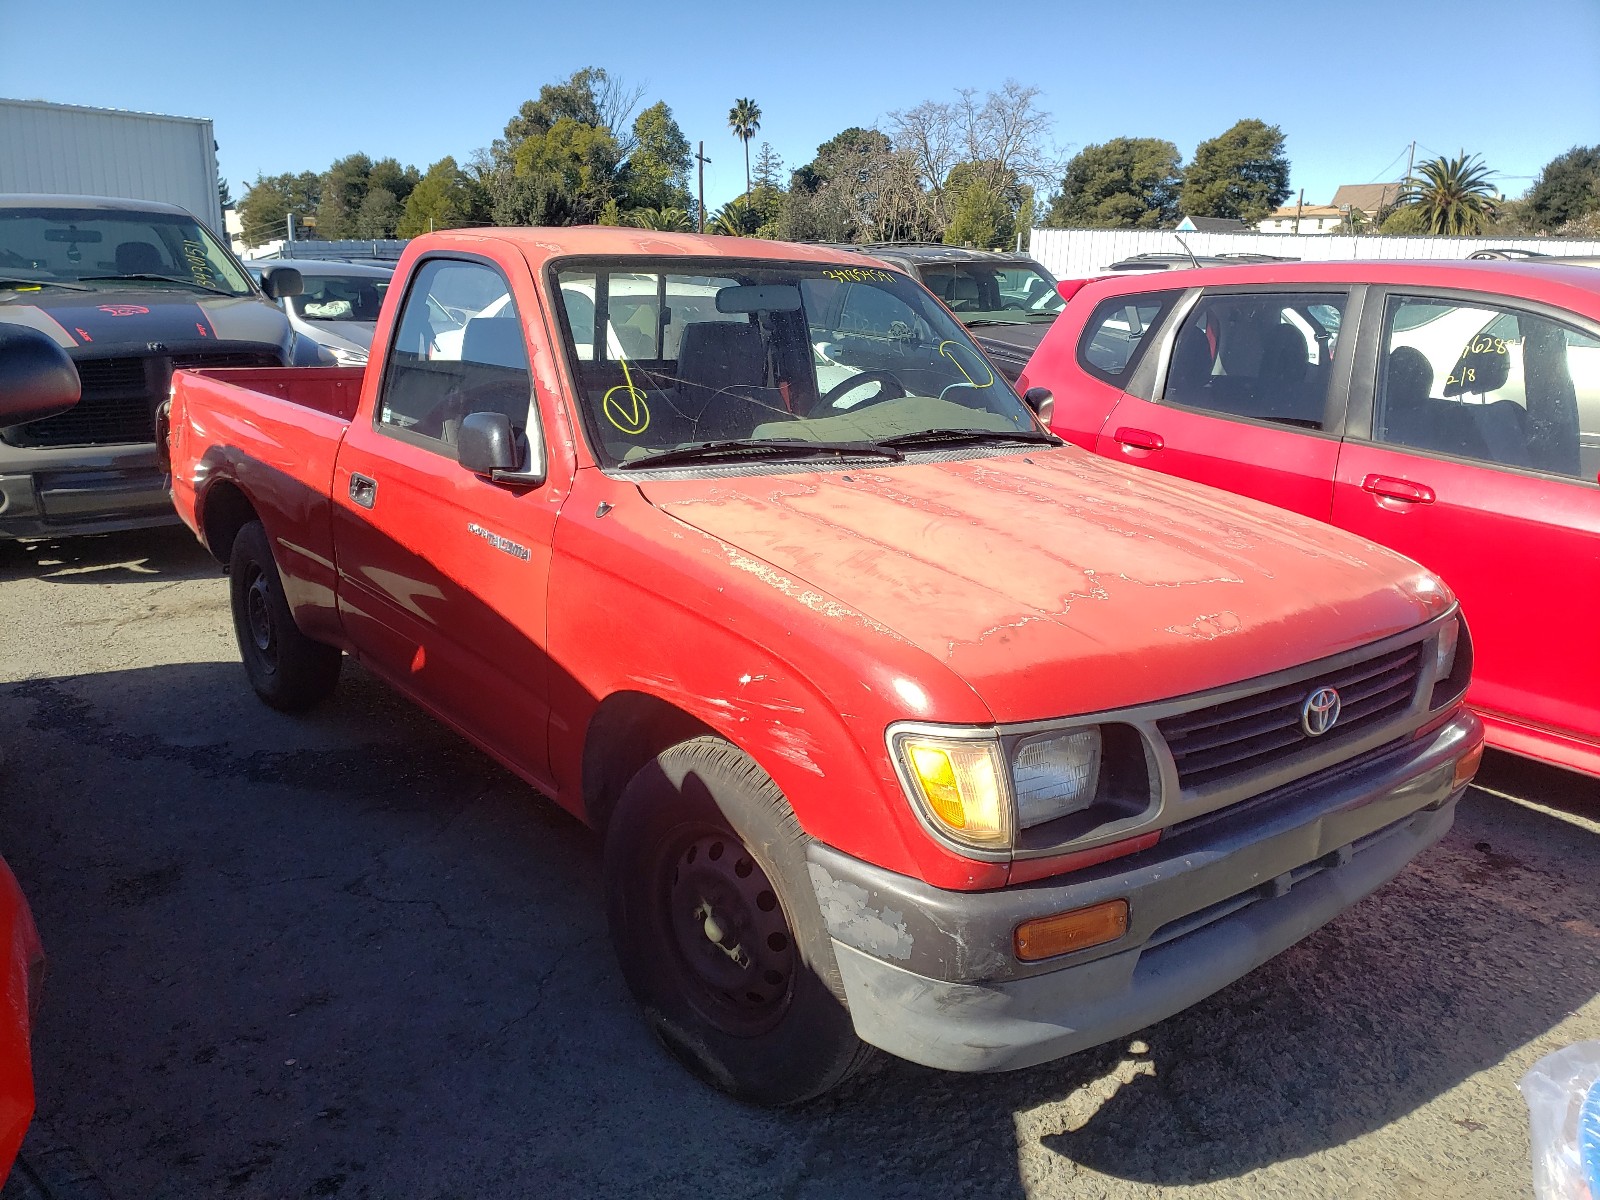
[1377,295,1597,480]
[1076,292,1178,385]
[1162,292,1346,429]
[379,259,531,454]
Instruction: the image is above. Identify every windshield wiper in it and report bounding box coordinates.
[0,276,90,292]
[618,437,903,471]
[878,427,1063,451]
[961,317,1030,327]
[77,274,236,296]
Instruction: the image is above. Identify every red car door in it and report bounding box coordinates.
[1331,288,1600,772]
[1092,287,1360,522]
[333,254,571,789]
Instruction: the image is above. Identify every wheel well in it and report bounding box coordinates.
[582,692,715,833]
[200,480,259,565]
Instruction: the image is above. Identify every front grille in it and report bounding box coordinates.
[1158,644,1423,791]
[6,356,156,448]
[4,349,281,449]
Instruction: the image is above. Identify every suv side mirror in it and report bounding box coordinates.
[457,411,546,486]
[260,266,304,300]
[0,326,80,428]
[1023,386,1055,426]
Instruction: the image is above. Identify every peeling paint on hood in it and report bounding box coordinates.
[639,448,1450,722]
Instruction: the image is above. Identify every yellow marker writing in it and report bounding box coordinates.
[602,355,651,435]
[938,340,995,389]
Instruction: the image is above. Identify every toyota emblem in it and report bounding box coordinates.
[1301,687,1341,737]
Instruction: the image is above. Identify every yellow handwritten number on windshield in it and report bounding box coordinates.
[938,340,995,388]
[602,356,651,435]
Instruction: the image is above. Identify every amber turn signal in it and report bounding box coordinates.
[1452,740,1485,789]
[1013,899,1129,962]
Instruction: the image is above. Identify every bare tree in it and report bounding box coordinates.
[595,72,647,157]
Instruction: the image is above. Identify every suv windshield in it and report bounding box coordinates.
[918,262,1064,324]
[0,206,253,296]
[552,258,1043,469]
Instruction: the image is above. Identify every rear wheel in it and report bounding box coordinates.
[604,736,875,1106]
[228,520,341,712]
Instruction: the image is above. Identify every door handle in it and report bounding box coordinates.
[1361,474,1435,504]
[349,472,378,509]
[1113,427,1164,451]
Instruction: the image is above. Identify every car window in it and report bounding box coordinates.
[1376,294,1600,480]
[291,274,389,323]
[551,257,1040,470]
[1076,292,1179,385]
[378,258,532,455]
[1162,292,1347,430]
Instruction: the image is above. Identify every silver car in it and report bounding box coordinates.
[249,259,393,366]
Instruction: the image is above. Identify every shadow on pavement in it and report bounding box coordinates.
[2,660,1595,1197]
[0,526,213,586]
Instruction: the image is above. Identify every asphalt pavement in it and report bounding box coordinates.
[0,526,1595,1199]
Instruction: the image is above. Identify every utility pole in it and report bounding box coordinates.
[695,141,712,233]
[1404,140,1416,192]
[286,212,296,245]
[1293,188,1304,235]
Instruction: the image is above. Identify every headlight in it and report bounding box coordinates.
[329,345,368,366]
[1012,728,1102,828]
[1433,618,1460,682]
[893,733,1010,849]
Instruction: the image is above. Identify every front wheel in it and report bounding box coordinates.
[228,520,341,712]
[604,736,875,1106]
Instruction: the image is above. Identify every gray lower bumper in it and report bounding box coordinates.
[809,711,1480,1072]
[0,444,175,539]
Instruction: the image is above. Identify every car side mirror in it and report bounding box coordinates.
[260,266,303,300]
[1023,386,1055,426]
[457,411,547,486]
[0,326,80,428]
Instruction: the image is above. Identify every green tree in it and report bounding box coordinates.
[352,187,402,239]
[623,101,691,213]
[316,153,374,239]
[1397,152,1498,235]
[397,156,489,237]
[1378,203,1430,235]
[628,206,693,232]
[752,142,784,192]
[510,117,622,222]
[367,158,420,208]
[728,98,762,203]
[944,175,1011,248]
[1178,119,1291,223]
[1047,137,1182,228]
[1526,145,1600,232]
[238,171,321,247]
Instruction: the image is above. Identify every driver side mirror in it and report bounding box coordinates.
[457,411,546,487]
[1023,387,1055,426]
[0,326,80,428]
[260,266,304,301]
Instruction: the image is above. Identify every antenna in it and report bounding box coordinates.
[1173,234,1201,269]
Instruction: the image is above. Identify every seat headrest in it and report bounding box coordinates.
[461,316,528,370]
[949,276,981,303]
[115,241,163,275]
[1441,336,1511,396]
[1386,346,1434,401]
[675,321,766,392]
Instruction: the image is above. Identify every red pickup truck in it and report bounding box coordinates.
[165,228,1483,1105]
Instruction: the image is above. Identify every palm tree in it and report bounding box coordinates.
[1399,153,1498,236]
[626,206,693,232]
[728,98,762,205]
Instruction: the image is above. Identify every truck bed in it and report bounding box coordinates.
[177,366,366,422]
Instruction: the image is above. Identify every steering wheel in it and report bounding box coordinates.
[818,370,906,411]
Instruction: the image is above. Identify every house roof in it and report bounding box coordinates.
[1330,183,1403,213]
[1264,204,1346,220]
[1175,215,1250,233]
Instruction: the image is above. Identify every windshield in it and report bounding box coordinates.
[290,273,390,323]
[552,258,1042,470]
[919,262,1064,324]
[0,206,253,296]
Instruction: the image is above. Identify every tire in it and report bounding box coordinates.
[604,736,876,1106]
[228,520,341,712]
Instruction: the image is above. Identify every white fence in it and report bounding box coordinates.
[1029,228,1600,280]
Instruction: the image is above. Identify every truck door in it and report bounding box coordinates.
[332,255,569,789]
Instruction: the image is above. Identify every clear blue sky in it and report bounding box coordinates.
[3,0,1597,215]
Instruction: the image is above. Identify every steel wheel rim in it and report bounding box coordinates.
[662,828,796,1037]
[245,569,277,668]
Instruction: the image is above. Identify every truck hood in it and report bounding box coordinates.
[0,290,289,351]
[639,448,1451,722]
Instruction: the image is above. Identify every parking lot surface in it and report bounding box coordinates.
[0,527,1596,1199]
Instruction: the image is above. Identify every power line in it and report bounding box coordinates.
[1367,145,1411,184]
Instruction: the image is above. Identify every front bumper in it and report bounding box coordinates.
[0,443,175,540]
[807,709,1481,1072]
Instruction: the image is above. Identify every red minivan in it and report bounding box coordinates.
[1021,259,1600,776]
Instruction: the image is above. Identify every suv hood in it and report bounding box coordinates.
[640,449,1450,722]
